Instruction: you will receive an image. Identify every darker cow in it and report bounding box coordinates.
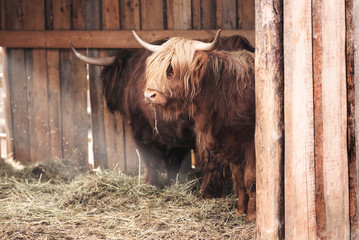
[135,30,256,222]
[70,34,254,199]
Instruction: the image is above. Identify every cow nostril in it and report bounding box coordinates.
[145,90,157,102]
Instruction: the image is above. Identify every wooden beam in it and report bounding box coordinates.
[0,30,255,48]
[255,0,284,239]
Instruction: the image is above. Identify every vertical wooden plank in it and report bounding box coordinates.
[0,1,5,30]
[53,0,72,163]
[85,0,108,168]
[0,47,14,157]
[201,0,217,29]
[166,0,191,30]
[0,1,13,157]
[22,0,52,162]
[313,0,349,239]
[120,0,141,173]
[4,0,30,163]
[8,49,29,162]
[237,0,255,29]
[255,0,284,239]
[101,0,126,170]
[192,0,201,29]
[69,0,88,167]
[102,0,120,30]
[54,0,88,166]
[192,0,217,30]
[216,0,236,29]
[4,0,23,30]
[351,1,359,239]
[46,49,62,159]
[29,49,51,161]
[140,0,163,30]
[22,0,45,30]
[284,0,316,239]
[45,0,62,160]
[52,0,71,30]
[45,0,54,30]
[120,0,140,30]
[346,0,359,239]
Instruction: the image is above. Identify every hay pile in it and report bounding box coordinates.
[0,159,255,239]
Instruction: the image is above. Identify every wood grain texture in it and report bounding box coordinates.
[255,0,284,239]
[4,0,30,162]
[216,0,236,29]
[346,0,359,239]
[283,0,316,239]
[46,49,62,160]
[86,0,108,168]
[140,0,163,30]
[23,0,52,162]
[121,0,141,173]
[166,0,191,30]
[102,0,120,30]
[54,0,88,166]
[101,1,126,170]
[352,1,359,239]
[313,0,349,239]
[237,0,255,29]
[0,47,14,156]
[120,0,140,30]
[0,30,255,48]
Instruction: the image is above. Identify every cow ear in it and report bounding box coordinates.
[190,52,207,90]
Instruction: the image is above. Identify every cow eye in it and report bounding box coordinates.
[166,65,174,78]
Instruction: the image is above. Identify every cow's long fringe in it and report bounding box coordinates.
[145,38,199,101]
[145,37,254,108]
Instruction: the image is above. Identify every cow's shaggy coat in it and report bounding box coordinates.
[142,35,256,221]
[74,36,254,199]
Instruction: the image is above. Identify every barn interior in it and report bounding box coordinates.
[1,0,358,239]
[0,1,257,239]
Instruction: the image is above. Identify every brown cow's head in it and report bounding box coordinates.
[133,30,221,115]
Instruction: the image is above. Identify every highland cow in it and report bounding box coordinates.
[71,34,254,199]
[134,30,256,222]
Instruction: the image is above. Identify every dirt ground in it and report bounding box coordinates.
[0,158,255,240]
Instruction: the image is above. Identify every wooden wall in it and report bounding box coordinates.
[2,0,359,239]
[0,0,255,173]
[256,0,354,239]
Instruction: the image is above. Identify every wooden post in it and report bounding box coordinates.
[255,0,284,239]
[313,0,349,239]
[284,0,316,239]
[348,0,359,239]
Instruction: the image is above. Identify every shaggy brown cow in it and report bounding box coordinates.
[134,30,256,222]
[70,35,254,199]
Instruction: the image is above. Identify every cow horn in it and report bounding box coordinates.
[132,31,162,52]
[193,29,221,52]
[69,42,116,66]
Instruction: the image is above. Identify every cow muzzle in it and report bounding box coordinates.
[144,89,167,105]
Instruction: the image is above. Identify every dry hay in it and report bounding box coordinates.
[0,158,255,240]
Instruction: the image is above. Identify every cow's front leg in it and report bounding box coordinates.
[244,141,256,222]
[230,162,247,215]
